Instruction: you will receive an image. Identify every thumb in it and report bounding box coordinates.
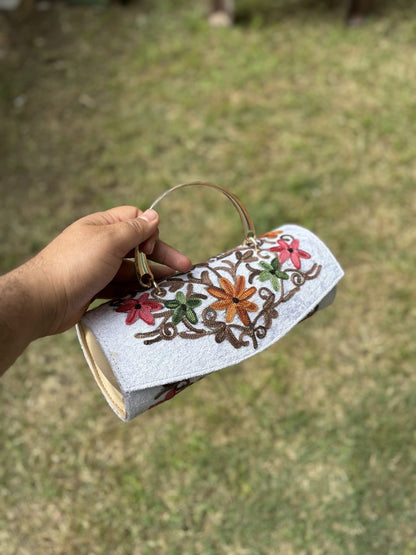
[110,209,159,257]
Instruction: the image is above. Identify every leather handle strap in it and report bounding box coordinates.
[135,181,258,290]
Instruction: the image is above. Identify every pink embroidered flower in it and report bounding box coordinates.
[270,238,311,269]
[115,293,162,325]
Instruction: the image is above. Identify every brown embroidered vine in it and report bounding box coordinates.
[132,233,322,350]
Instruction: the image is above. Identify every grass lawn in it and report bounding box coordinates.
[1,0,416,553]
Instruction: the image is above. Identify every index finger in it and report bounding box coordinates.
[148,239,192,273]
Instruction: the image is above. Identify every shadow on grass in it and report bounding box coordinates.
[232,0,416,26]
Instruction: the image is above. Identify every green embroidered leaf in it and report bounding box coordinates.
[275,270,289,280]
[186,298,202,308]
[258,271,271,282]
[270,274,280,291]
[172,307,184,325]
[260,261,273,271]
[185,307,198,325]
[165,300,179,309]
[167,294,201,326]
[271,257,282,270]
[176,291,186,304]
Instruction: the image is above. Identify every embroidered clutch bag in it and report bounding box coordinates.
[77,182,344,421]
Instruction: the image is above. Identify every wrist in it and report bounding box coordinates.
[0,260,54,373]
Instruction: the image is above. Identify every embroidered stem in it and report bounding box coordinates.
[117,234,323,351]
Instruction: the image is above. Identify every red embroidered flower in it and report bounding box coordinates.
[115,293,162,325]
[207,275,258,326]
[270,238,311,269]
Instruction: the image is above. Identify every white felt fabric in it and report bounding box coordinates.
[78,225,344,420]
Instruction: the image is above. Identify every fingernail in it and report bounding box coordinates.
[139,209,158,223]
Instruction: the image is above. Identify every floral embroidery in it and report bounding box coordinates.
[164,291,202,325]
[122,232,322,350]
[149,378,202,410]
[270,238,311,269]
[207,276,258,326]
[115,293,162,325]
[258,258,289,291]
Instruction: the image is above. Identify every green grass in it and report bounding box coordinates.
[1,1,416,553]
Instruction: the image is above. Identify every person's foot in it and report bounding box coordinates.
[209,10,233,27]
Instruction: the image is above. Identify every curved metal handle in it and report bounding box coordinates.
[135,181,258,291]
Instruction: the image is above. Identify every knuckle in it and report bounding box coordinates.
[126,218,146,236]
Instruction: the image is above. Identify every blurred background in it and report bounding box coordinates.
[1,1,416,553]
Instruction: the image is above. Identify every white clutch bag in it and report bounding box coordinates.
[77,182,344,421]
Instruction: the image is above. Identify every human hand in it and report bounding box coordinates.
[32,205,192,335]
[0,206,192,372]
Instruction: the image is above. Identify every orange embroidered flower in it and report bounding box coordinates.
[207,276,258,326]
[260,230,282,239]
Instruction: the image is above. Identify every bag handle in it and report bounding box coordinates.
[135,181,258,291]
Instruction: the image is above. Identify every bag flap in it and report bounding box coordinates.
[78,225,344,393]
